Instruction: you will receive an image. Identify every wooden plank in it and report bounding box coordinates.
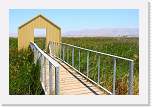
[44,54,107,95]
[60,81,93,86]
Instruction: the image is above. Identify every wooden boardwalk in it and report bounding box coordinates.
[44,54,106,95]
[31,42,134,95]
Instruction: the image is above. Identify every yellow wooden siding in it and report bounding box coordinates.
[18,16,61,50]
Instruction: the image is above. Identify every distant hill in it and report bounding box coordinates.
[63,28,138,37]
[10,28,139,37]
[9,33,18,37]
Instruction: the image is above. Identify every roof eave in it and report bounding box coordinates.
[18,14,61,30]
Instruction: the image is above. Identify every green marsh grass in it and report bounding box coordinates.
[62,37,139,95]
[9,38,44,95]
[9,37,139,95]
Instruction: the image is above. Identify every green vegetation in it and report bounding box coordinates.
[9,38,44,95]
[9,37,139,95]
[61,37,139,95]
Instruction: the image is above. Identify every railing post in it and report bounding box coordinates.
[56,42,58,57]
[36,50,38,61]
[63,45,65,60]
[72,47,74,66]
[60,43,62,59]
[40,54,43,82]
[55,42,57,56]
[37,51,40,60]
[43,57,46,91]
[103,63,106,81]
[54,42,56,56]
[67,46,69,63]
[50,41,52,55]
[128,61,134,95]
[97,55,100,84]
[51,42,53,55]
[68,47,70,64]
[53,42,55,56]
[49,61,53,95]
[58,43,60,57]
[55,67,60,95]
[78,49,80,71]
[112,57,116,95]
[34,49,37,64]
[87,51,89,77]
[49,42,51,55]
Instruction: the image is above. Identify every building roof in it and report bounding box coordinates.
[19,14,61,30]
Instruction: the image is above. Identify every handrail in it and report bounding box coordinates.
[30,42,59,67]
[30,42,60,95]
[49,41,134,95]
[61,42,133,62]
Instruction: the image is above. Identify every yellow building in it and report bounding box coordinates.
[18,14,61,50]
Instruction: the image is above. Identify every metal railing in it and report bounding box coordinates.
[30,42,60,95]
[49,41,134,95]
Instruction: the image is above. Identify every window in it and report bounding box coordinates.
[34,28,46,37]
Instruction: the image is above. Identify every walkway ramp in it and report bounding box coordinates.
[30,41,134,95]
[46,55,106,95]
[30,42,106,95]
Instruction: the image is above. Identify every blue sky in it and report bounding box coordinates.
[9,9,138,35]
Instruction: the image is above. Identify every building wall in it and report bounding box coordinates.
[18,17,61,50]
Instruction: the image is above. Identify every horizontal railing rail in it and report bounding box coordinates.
[61,42,133,62]
[49,41,134,95]
[30,42,60,95]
